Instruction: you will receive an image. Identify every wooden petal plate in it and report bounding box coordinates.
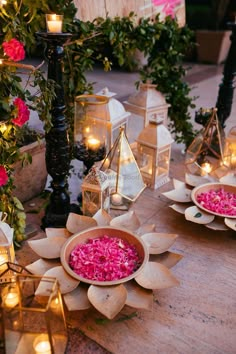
[136,224,156,236]
[185,205,215,224]
[45,227,71,238]
[110,211,140,232]
[135,262,180,290]
[124,280,153,310]
[162,187,192,203]
[141,232,178,254]
[224,218,236,231]
[93,209,112,226]
[26,258,61,275]
[28,236,66,259]
[149,251,183,268]
[63,284,91,311]
[66,213,97,234]
[87,284,127,319]
[40,266,80,295]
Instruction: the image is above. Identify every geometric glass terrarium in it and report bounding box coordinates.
[185,107,227,179]
[0,218,15,274]
[81,166,110,217]
[101,127,146,208]
[1,274,67,354]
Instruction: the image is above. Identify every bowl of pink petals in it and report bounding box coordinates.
[60,226,149,286]
[191,183,236,218]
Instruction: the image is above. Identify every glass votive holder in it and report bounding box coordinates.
[46,14,63,33]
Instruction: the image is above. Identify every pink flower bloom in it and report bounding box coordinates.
[2,38,25,62]
[0,166,8,186]
[152,0,181,19]
[12,98,30,127]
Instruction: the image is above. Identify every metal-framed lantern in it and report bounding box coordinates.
[1,274,67,354]
[74,95,109,175]
[0,216,15,273]
[101,127,146,208]
[224,126,236,170]
[136,116,174,189]
[81,167,110,216]
[96,87,131,150]
[123,83,170,128]
[185,108,227,179]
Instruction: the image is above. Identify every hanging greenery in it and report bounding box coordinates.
[0,0,196,245]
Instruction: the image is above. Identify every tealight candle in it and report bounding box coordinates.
[33,334,51,354]
[201,162,212,175]
[87,138,100,150]
[111,193,123,206]
[3,291,19,308]
[46,14,63,33]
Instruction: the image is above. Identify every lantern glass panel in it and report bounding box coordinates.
[157,149,170,176]
[74,95,109,174]
[83,190,100,217]
[1,275,67,354]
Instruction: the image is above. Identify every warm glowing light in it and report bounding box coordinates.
[3,292,19,308]
[33,335,51,354]
[46,14,63,33]
[201,162,212,174]
[0,253,8,265]
[87,138,100,150]
[0,59,3,65]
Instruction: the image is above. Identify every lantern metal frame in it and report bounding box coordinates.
[1,274,68,354]
[123,83,170,128]
[101,127,146,208]
[96,87,131,150]
[81,167,110,216]
[136,117,173,189]
[74,94,109,175]
[185,107,228,179]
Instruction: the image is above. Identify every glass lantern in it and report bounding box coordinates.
[123,83,170,128]
[74,95,109,175]
[1,274,67,354]
[101,127,146,208]
[136,117,173,189]
[96,87,130,150]
[185,108,227,179]
[81,167,110,217]
[224,126,236,170]
[0,217,15,275]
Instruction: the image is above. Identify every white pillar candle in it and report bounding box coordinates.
[46,14,63,33]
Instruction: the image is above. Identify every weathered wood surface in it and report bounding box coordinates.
[73,0,186,26]
[18,144,236,354]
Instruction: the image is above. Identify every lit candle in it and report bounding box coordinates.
[201,162,212,175]
[34,335,51,354]
[3,291,19,308]
[111,193,123,206]
[46,14,63,33]
[87,138,100,150]
[0,253,8,265]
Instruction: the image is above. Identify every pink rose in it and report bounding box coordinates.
[12,98,30,126]
[2,38,25,62]
[0,166,8,186]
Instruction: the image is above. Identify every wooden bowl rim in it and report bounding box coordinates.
[191,182,236,219]
[60,226,149,286]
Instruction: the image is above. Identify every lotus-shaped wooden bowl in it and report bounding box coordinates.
[191,182,236,218]
[60,226,149,286]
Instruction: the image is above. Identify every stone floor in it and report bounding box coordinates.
[14,60,236,354]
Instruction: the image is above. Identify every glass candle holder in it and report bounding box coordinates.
[46,14,63,33]
[1,274,67,354]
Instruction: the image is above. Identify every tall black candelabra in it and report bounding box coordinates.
[216,23,236,128]
[36,32,72,228]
